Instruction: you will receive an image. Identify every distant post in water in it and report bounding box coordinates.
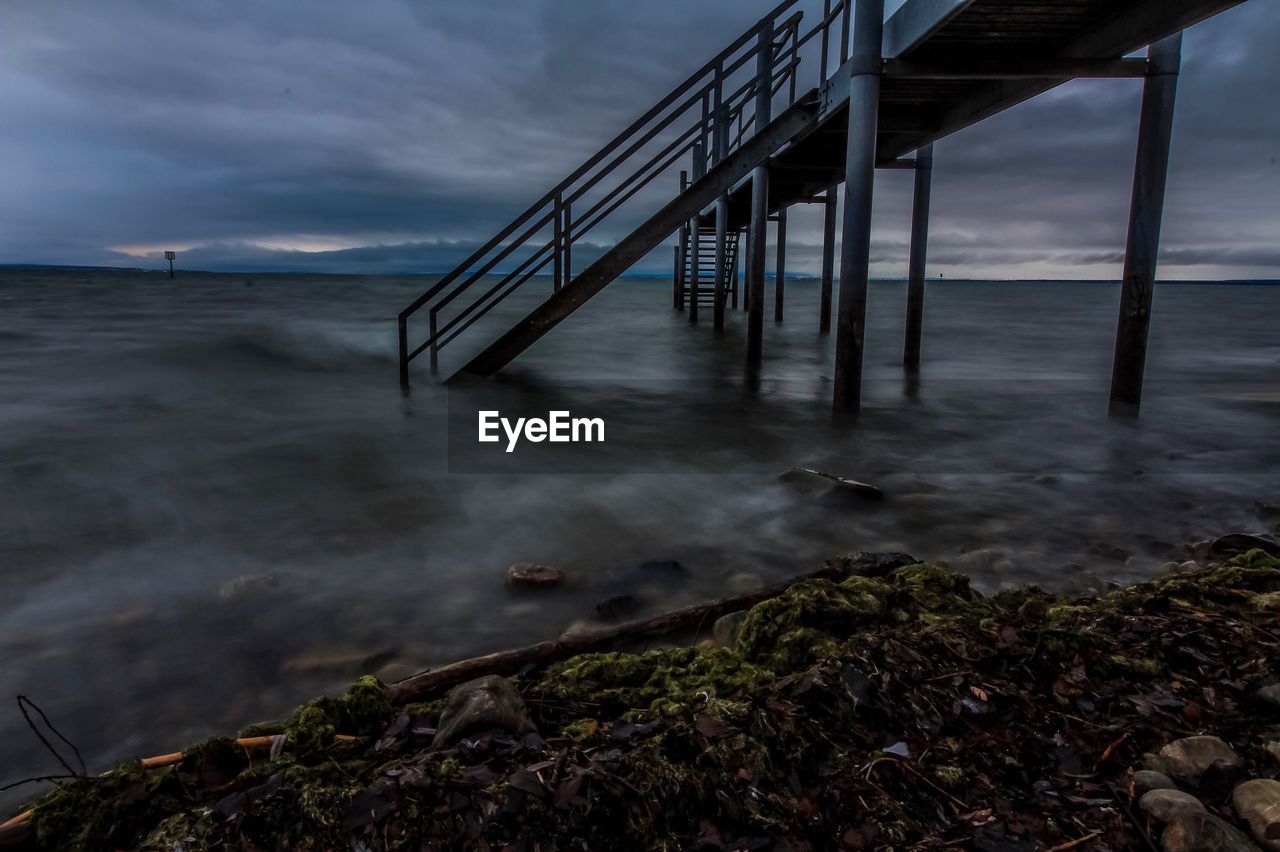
[165,250,176,279]
[1110,33,1182,416]
[904,144,934,371]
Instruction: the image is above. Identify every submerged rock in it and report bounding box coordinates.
[1145,736,1243,785]
[218,572,286,602]
[504,563,567,589]
[726,571,764,594]
[1139,789,1206,823]
[1160,812,1260,852]
[1210,533,1280,560]
[780,467,883,504]
[432,675,536,748]
[594,593,643,622]
[1232,779,1280,851]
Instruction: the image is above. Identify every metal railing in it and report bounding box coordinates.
[398,0,851,383]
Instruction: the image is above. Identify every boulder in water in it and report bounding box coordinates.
[504,563,567,589]
[1209,533,1280,560]
[594,593,643,622]
[780,468,883,504]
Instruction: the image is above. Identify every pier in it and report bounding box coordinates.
[398,0,1247,415]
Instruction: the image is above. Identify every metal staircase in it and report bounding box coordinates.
[398,0,853,384]
[677,222,741,318]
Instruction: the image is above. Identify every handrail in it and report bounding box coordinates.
[399,0,849,383]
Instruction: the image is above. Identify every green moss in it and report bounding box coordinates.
[1107,654,1162,676]
[283,675,391,753]
[888,562,974,613]
[735,579,882,669]
[31,761,190,849]
[539,646,774,714]
[933,765,965,787]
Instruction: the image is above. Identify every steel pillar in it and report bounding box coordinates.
[746,22,774,368]
[774,208,787,322]
[819,188,836,333]
[690,145,705,324]
[833,0,884,414]
[714,196,729,331]
[1109,33,1182,416]
[676,170,689,311]
[904,143,933,370]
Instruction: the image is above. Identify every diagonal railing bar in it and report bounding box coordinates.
[398,0,848,382]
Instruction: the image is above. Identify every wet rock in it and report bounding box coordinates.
[1232,779,1280,850]
[218,572,285,602]
[727,572,764,594]
[951,549,1004,573]
[504,563,567,589]
[1161,812,1261,852]
[431,675,536,749]
[281,648,398,676]
[637,559,688,582]
[1210,533,1280,560]
[1086,541,1131,561]
[712,610,747,647]
[781,467,883,503]
[1265,742,1280,767]
[1135,769,1178,797]
[1145,736,1243,785]
[594,593,643,622]
[1258,684,1280,708]
[1139,789,1206,823]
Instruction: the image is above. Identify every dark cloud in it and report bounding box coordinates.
[1,1,1276,279]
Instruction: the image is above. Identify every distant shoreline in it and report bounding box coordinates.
[2,264,1278,287]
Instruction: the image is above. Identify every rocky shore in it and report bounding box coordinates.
[4,547,1280,851]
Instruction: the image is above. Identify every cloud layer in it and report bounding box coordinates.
[1,1,1277,279]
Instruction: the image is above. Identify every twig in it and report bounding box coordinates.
[16,696,85,777]
[1046,831,1099,851]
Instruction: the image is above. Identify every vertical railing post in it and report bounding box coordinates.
[746,18,774,369]
[398,314,410,388]
[904,144,934,370]
[788,26,799,105]
[428,309,440,376]
[840,0,851,64]
[1110,33,1182,416]
[833,0,884,414]
[553,195,563,293]
[563,198,572,288]
[821,0,832,83]
[712,64,725,166]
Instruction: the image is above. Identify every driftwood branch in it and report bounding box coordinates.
[387,551,916,704]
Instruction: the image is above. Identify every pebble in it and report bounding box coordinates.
[1139,789,1206,823]
[1161,812,1261,852]
[713,611,747,647]
[504,563,567,589]
[1135,769,1178,797]
[218,573,285,602]
[431,675,536,748]
[726,572,764,594]
[1266,742,1280,767]
[1232,778,1280,851]
[1144,736,1243,785]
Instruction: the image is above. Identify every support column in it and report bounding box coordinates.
[1110,33,1182,416]
[833,0,884,414]
[675,170,689,311]
[904,143,933,370]
[746,22,773,369]
[774,208,787,322]
[819,188,836,333]
[714,196,729,331]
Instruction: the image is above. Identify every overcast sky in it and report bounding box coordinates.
[1,0,1277,279]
